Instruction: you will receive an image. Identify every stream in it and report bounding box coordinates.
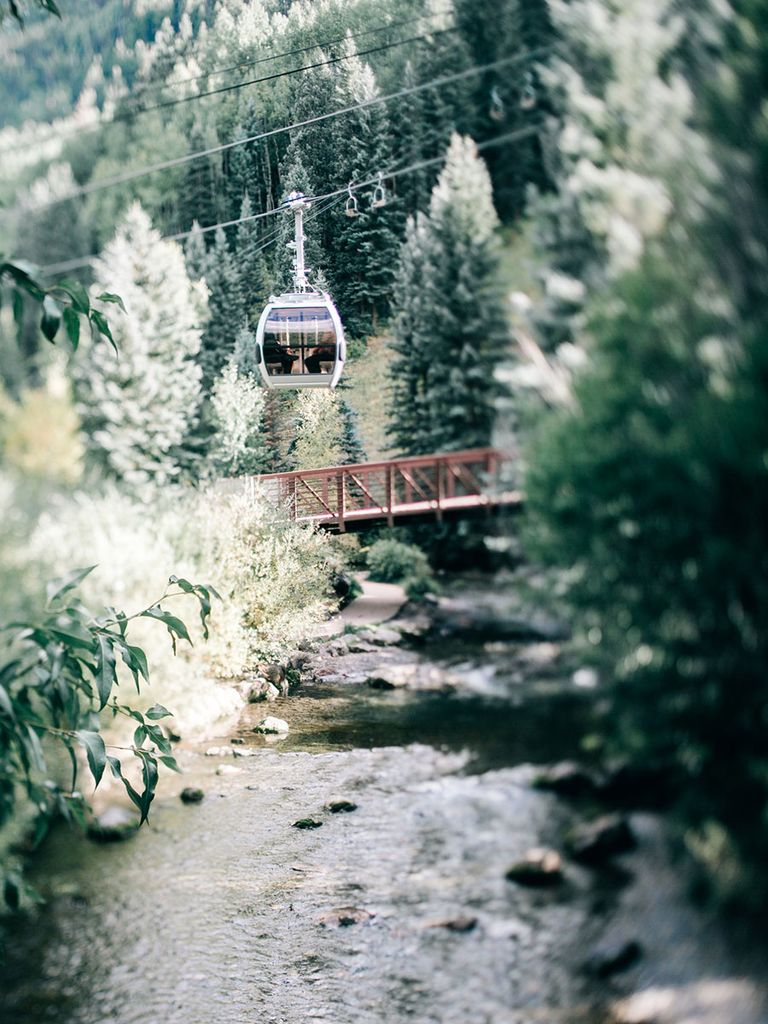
[1,586,766,1024]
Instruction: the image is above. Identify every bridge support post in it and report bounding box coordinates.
[386,465,394,527]
[337,471,346,533]
[436,460,444,523]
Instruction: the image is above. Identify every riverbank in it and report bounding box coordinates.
[1,572,766,1024]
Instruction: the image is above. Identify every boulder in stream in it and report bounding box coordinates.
[325,798,358,813]
[253,716,290,735]
[533,761,598,798]
[87,807,139,843]
[317,906,374,927]
[423,915,478,933]
[566,814,637,864]
[583,938,642,977]
[505,847,564,887]
[293,818,323,829]
[180,787,205,804]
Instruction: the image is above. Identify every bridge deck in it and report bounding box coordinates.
[254,447,520,532]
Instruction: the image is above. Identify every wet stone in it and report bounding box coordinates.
[533,761,598,797]
[325,799,358,813]
[584,938,642,978]
[216,764,243,777]
[253,716,290,735]
[293,818,323,830]
[423,915,478,933]
[317,906,374,927]
[230,737,245,745]
[87,807,139,843]
[566,814,637,864]
[180,787,205,804]
[505,848,564,887]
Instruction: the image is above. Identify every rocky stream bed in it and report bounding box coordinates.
[1,577,766,1024]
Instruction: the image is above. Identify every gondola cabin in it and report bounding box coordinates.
[256,292,345,389]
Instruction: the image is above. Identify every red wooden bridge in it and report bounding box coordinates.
[254,447,521,532]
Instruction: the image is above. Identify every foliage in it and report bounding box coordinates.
[0,567,216,908]
[208,358,267,477]
[524,0,768,891]
[388,134,509,455]
[0,256,124,353]
[367,536,431,583]
[74,203,206,486]
[0,363,83,484]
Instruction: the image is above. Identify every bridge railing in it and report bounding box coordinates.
[257,447,506,530]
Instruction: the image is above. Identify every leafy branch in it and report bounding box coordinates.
[0,258,125,351]
[0,568,219,909]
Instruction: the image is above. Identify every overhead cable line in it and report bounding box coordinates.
[0,7,455,156]
[121,26,458,118]
[39,123,543,276]
[29,47,551,212]
[129,7,456,97]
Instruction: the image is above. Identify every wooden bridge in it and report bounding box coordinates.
[254,447,521,532]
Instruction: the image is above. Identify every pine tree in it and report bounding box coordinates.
[388,136,508,455]
[320,35,400,337]
[387,213,437,456]
[338,396,366,464]
[74,203,205,486]
[185,220,207,280]
[235,193,271,323]
[178,124,220,231]
[199,226,243,390]
[287,390,344,471]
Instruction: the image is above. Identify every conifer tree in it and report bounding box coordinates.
[185,219,207,280]
[199,226,243,389]
[178,124,220,231]
[75,203,205,486]
[338,395,366,465]
[388,136,507,455]
[324,34,399,337]
[235,193,271,323]
[208,359,267,477]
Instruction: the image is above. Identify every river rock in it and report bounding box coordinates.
[216,764,243,776]
[505,848,564,886]
[565,814,636,864]
[345,635,377,654]
[246,678,273,703]
[87,807,139,842]
[369,626,403,646]
[293,818,323,829]
[584,938,642,977]
[317,906,374,927]
[253,716,290,735]
[180,787,205,804]
[325,798,358,813]
[423,915,478,933]
[231,737,245,745]
[533,761,598,797]
[232,747,254,758]
[205,745,231,757]
[287,651,308,671]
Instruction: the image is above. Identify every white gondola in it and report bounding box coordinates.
[256,191,346,390]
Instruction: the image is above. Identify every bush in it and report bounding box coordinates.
[367,537,431,583]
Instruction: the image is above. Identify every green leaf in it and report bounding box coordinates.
[106,755,123,780]
[96,292,127,313]
[95,634,117,710]
[57,279,90,313]
[145,703,171,720]
[24,726,46,774]
[89,309,117,353]
[133,725,146,747]
[140,606,191,655]
[0,682,15,720]
[159,755,181,773]
[41,295,62,343]
[76,730,106,789]
[46,565,97,605]
[62,307,81,349]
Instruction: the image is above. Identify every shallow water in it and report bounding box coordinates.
[0,645,606,1024]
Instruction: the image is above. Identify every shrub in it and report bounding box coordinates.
[367,537,431,583]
